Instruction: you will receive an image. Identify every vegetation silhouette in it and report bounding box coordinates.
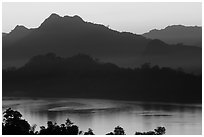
[2,108,30,135]
[2,108,166,135]
[135,127,166,135]
[106,126,126,135]
[84,128,95,135]
[3,53,201,103]
[38,119,79,135]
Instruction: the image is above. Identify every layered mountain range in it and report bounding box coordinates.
[143,25,202,47]
[2,13,202,74]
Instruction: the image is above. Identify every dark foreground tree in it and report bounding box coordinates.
[84,128,95,135]
[106,126,125,135]
[38,119,79,135]
[135,127,166,135]
[2,108,166,135]
[2,108,31,135]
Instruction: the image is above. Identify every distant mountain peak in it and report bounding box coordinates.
[41,13,61,24]
[2,25,32,44]
[39,13,84,29]
[143,25,202,47]
[64,15,84,22]
[147,25,201,33]
[49,13,61,18]
[8,25,30,37]
[11,25,29,33]
[14,25,28,29]
[165,25,201,29]
[164,25,202,31]
[165,24,184,29]
[45,13,62,21]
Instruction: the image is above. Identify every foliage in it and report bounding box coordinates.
[2,108,31,135]
[135,127,166,135]
[114,126,126,135]
[2,108,166,135]
[84,128,95,135]
[3,53,201,104]
[106,126,125,135]
[38,119,79,135]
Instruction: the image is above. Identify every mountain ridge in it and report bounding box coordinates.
[143,25,202,47]
[3,13,149,67]
[2,13,202,74]
[2,25,33,46]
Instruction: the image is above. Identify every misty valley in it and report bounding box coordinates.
[3,53,201,103]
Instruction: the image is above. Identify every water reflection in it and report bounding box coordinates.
[2,97,202,135]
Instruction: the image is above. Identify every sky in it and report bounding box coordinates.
[2,2,202,34]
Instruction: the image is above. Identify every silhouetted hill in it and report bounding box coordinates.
[21,53,119,73]
[143,25,202,47]
[2,14,202,74]
[39,13,85,30]
[141,39,201,74]
[3,13,148,68]
[3,53,201,104]
[143,39,171,55]
[3,25,33,46]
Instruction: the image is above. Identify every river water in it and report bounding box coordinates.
[2,97,202,135]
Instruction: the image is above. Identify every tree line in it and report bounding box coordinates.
[3,53,202,103]
[2,108,166,135]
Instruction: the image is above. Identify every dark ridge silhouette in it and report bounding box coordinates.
[39,13,85,30]
[143,25,202,47]
[142,39,201,74]
[3,53,201,104]
[2,25,33,46]
[2,14,201,74]
[143,39,171,55]
[144,39,202,55]
[2,108,166,135]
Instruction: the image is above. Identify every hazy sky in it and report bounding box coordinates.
[2,2,202,34]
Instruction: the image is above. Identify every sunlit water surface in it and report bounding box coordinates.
[2,97,202,135]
